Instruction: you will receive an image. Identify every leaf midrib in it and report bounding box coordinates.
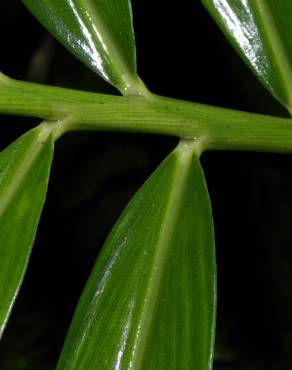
[80,0,136,93]
[129,144,194,369]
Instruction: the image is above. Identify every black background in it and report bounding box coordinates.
[0,1,292,369]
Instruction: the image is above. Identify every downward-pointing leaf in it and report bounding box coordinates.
[202,0,292,109]
[57,141,216,370]
[22,0,145,95]
[0,124,54,337]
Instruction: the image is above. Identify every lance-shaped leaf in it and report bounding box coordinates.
[0,124,54,337]
[22,0,146,95]
[57,141,216,370]
[202,0,292,110]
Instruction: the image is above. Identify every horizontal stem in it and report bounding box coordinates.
[1,76,292,153]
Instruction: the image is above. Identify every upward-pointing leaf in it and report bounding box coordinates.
[22,0,145,95]
[57,141,216,370]
[202,0,292,110]
[0,124,54,338]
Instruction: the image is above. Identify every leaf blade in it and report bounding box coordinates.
[57,141,216,369]
[202,0,292,109]
[22,0,145,95]
[0,125,54,337]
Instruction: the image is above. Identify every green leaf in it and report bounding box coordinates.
[202,0,292,110]
[57,141,216,370]
[0,124,54,338]
[22,0,147,95]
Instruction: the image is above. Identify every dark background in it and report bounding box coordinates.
[0,1,292,369]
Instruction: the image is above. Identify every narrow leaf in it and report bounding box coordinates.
[0,125,54,337]
[202,0,292,109]
[57,141,216,370]
[22,0,146,95]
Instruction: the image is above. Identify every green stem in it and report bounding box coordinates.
[1,76,292,153]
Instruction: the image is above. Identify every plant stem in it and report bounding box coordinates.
[1,76,292,153]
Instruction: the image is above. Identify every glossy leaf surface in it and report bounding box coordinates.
[202,0,292,109]
[57,141,216,370]
[22,0,144,95]
[0,125,54,337]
